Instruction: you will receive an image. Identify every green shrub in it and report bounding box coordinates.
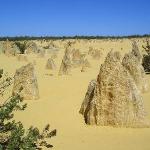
[0,71,56,149]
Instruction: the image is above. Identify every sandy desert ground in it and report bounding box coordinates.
[0,38,150,150]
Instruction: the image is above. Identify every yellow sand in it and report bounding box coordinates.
[0,38,150,150]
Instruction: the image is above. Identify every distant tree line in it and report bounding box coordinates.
[0,34,150,41]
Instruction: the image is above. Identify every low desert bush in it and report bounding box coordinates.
[0,70,56,149]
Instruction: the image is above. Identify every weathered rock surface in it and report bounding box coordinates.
[59,47,91,74]
[2,40,20,56]
[79,80,97,113]
[0,69,3,78]
[12,63,39,100]
[71,49,83,67]
[81,59,91,72]
[122,50,148,93]
[25,42,39,54]
[59,49,72,75]
[83,58,91,68]
[80,51,149,128]
[37,48,46,57]
[142,40,150,73]
[131,41,142,62]
[46,58,56,70]
[142,55,150,73]
[88,47,102,60]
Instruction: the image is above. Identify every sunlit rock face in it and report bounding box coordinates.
[59,48,72,75]
[131,41,142,62]
[12,63,39,100]
[122,42,148,93]
[25,42,39,54]
[80,51,149,128]
[45,58,56,70]
[88,47,102,60]
[3,40,20,56]
[81,58,91,72]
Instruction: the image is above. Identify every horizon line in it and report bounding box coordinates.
[0,34,150,40]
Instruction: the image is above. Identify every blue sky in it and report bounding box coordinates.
[0,0,150,36]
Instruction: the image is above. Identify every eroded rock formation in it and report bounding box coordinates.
[80,51,149,128]
[46,58,56,70]
[25,42,39,54]
[3,40,20,56]
[88,47,102,60]
[12,63,39,100]
[122,44,148,93]
[131,41,142,62]
[59,49,72,75]
[71,49,83,67]
[142,40,150,73]
[81,59,91,72]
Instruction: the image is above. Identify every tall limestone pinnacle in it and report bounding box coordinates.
[122,41,148,93]
[59,48,72,75]
[12,63,39,100]
[80,51,149,128]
